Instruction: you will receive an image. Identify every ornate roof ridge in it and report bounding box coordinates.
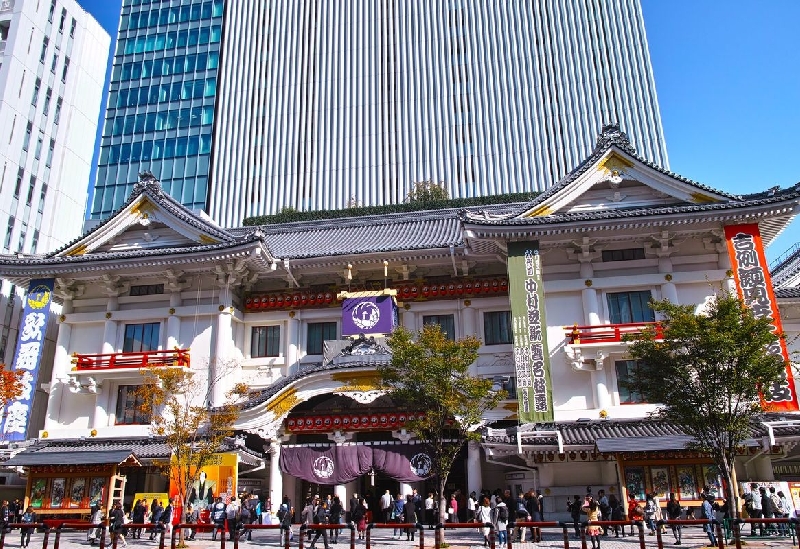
[47,172,240,258]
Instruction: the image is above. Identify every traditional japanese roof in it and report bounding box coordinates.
[770,243,800,290]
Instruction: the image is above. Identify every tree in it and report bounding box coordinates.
[406,180,448,203]
[378,325,505,542]
[624,292,785,516]
[135,366,248,542]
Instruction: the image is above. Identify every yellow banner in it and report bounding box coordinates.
[169,453,238,510]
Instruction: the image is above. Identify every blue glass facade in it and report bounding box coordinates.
[91,0,223,219]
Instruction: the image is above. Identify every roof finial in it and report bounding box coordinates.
[132,171,164,197]
[594,123,636,155]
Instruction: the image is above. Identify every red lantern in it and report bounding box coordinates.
[448,284,456,295]
[316,293,324,305]
[456,283,464,295]
[491,279,500,292]
[410,286,419,298]
[258,297,267,309]
[324,292,333,304]
[500,279,508,292]
[269,296,277,308]
[402,286,411,297]
[430,285,438,297]
[300,294,308,306]
[245,297,253,308]
[275,295,284,308]
[422,285,430,297]
[439,284,447,295]
[292,294,301,306]
[465,282,474,294]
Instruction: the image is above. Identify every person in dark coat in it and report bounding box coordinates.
[760,487,775,534]
[149,501,164,540]
[109,502,127,547]
[403,495,418,541]
[310,500,330,549]
[329,496,343,544]
[131,499,146,539]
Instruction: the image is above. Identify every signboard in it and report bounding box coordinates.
[725,224,799,411]
[507,241,553,422]
[341,295,398,336]
[169,453,238,510]
[1,278,54,441]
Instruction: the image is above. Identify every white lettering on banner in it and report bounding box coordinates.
[3,401,30,434]
[15,342,41,371]
[517,249,548,413]
[18,371,33,400]
[731,233,793,403]
[20,312,45,342]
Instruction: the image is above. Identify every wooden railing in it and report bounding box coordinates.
[564,322,663,344]
[72,349,190,371]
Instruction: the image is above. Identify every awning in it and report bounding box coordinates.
[5,449,140,467]
[595,435,694,452]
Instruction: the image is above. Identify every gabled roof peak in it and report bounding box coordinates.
[594,123,636,156]
[131,171,165,198]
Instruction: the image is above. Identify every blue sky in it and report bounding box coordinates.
[79,1,800,263]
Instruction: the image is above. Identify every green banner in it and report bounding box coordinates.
[507,241,553,423]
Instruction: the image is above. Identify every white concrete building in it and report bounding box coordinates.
[2,126,799,521]
[0,0,109,380]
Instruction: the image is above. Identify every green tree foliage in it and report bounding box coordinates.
[625,292,785,514]
[406,180,449,202]
[379,325,505,540]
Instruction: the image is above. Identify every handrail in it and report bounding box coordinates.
[72,349,190,371]
[564,322,662,344]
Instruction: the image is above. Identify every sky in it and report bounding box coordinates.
[78,1,800,264]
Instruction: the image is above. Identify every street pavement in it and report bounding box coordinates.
[3,523,798,549]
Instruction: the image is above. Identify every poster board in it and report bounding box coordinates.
[168,453,238,510]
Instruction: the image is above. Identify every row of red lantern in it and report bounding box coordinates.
[286,412,425,432]
[245,292,336,310]
[394,278,508,299]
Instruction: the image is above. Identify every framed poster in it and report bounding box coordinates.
[677,465,697,500]
[701,465,722,497]
[30,479,46,508]
[651,466,671,498]
[89,477,105,506]
[625,467,645,500]
[51,478,66,508]
[70,478,86,507]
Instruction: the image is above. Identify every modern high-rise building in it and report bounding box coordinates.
[0,0,108,367]
[92,0,668,227]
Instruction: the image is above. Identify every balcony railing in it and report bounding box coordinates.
[72,349,190,371]
[564,322,662,344]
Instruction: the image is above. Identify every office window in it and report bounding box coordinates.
[61,57,70,82]
[22,122,32,151]
[423,314,456,341]
[31,78,40,106]
[13,169,23,198]
[37,184,47,213]
[45,139,54,168]
[43,87,52,116]
[34,132,43,160]
[122,322,160,353]
[615,360,645,404]
[16,223,26,252]
[50,52,58,73]
[115,385,151,425]
[3,217,14,249]
[251,325,280,358]
[69,18,76,38]
[30,230,39,253]
[58,8,66,33]
[47,0,55,23]
[25,176,36,205]
[53,98,62,124]
[607,291,655,324]
[307,322,336,355]
[39,37,48,64]
[484,311,512,345]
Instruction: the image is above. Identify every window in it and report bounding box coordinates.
[607,291,654,324]
[484,311,512,345]
[129,284,164,296]
[3,217,14,250]
[50,52,58,73]
[306,322,336,355]
[39,37,48,63]
[615,360,645,404]
[61,56,69,82]
[423,314,456,341]
[47,0,55,23]
[251,325,280,358]
[13,168,23,198]
[43,87,52,115]
[25,176,36,205]
[602,248,646,262]
[37,184,47,213]
[122,322,160,353]
[115,385,151,425]
[22,122,32,151]
[45,139,54,167]
[69,18,76,38]
[31,78,40,106]
[53,97,62,124]
[58,8,66,33]
[34,132,43,160]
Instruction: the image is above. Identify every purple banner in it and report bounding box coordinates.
[1,278,54,441]
[279,446,373,485]
[341,296,398,336]
[373,445,434,481]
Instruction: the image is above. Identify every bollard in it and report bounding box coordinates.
[656,519,664,548]
[732,518,742,549]
[636,520,646,549]
[41,525,50,549]
[714,520,724,549]
[560,522,570,549]
[580,521,588,549]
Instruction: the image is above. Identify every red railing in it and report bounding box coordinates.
[564,322,663,344]
[72,349,190,370]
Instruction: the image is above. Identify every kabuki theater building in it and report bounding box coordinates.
[2,126,800,520]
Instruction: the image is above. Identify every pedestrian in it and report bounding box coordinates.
[87,504,103,545]
[403,494,417,541]
[309,499,330,549]
[448,493,458,524]
[514,492,530,542]
[628,493,644,536]
[110,502,127,548]
[20,506,35,548]
[568,495,583,538]
[380,489,392,524]
[493,496,509,545]
[301,497,316,541]
[597,489,610,535]
[186,503,199,540]
[329,496,342,544]
[149,500,164,540]
[609,494,625,537]
[211,497,227,541]
[702,495,717,546]
[391,493,405,539]
[424,493,435,529]
[161,500,173,538]
[760,487,775,535]
[644,493,657,535]
[226,496,240,541]
[666,493,682,545]
[352,499,367,540]
[584,498,602,549]
[748,483,763,536]
[131,499,145,539]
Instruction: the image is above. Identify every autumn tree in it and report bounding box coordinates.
[135,365,248,539]
[0,365,24,438]
[378,325,504,541]
[624,292,785,516]
[406,180,449,203]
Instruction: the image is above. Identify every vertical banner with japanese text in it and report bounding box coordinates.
[725,224,799,411]
[2,278,54,440]
[507,241,553,422]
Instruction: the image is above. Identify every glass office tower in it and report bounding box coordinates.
[91,0,222,219]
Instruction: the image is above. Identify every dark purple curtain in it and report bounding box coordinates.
[280,446,373,485]
[373,445,434,481]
